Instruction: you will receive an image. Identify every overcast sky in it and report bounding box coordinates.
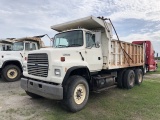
[0,0,160,55]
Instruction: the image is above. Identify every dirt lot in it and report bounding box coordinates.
[0,74,160,120]
[0,79,61,120]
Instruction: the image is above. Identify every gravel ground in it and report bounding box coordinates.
[0,79,60,120]
[0,74,159,120]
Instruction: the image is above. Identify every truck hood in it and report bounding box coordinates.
[0,51,22,58]
[28,47,85,62]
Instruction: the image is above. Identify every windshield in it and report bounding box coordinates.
[12,42,24,51]
[54,30,83,48]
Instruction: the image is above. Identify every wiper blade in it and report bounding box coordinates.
[56,45,68,48]
[68,44,82,47]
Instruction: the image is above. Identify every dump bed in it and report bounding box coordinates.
[51,16,145,70]
[107,40,145,70]
[14,36,45,48]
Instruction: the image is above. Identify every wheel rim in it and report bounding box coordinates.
[129,73,135,86]
[138,73,142,83]
[7,69,18,79]
[74,84,86,105]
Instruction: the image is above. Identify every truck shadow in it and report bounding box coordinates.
[27,88,117,114]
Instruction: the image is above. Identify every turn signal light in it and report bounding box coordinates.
[61,57,65,62]
[25,57,28,61]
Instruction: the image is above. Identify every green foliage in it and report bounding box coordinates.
[43,78,160,120]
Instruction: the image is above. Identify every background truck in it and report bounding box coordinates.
[132,41,157,72]
[0,35,46,82]
[21,16,145,112]
[0,38,15,51]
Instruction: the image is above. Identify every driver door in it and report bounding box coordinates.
[85,32,103,72]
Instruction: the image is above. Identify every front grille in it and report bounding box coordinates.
[27,53,48,77]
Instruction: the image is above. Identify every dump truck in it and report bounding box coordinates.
[132,40,157,72]
[0,35,47,82]
[0,38,15,51]
[21,16,145,112]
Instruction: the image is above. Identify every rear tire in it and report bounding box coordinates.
[63,75,89,112]
[135,69,143,85]
[1,65,21,82]
[117,69,126,88]
[25,91,42,99]
[123,70,135,89]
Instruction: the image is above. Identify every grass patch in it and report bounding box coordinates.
[42,77,160,120]
[19,92,27,96]
[6,108,17,114]
[146,62,160,74]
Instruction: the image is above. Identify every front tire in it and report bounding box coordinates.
[1,65,21,82]
[64,75,89,112]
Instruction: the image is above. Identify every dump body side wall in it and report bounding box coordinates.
[102,40,144,70]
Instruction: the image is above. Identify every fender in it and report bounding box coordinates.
[2,60,23,69]
[62,66,91,86]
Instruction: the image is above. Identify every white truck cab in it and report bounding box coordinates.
[0,39,14,51]
[21,16,145,112]
[0,36,45,82]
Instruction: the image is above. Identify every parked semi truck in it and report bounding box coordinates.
[132,41,157,72]
[0,35,46,82]
[21,16,145,112]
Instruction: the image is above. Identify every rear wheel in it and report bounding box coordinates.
[135,69,143,85]
[63,75,89,112]
[1,65,21,82]
[117,69,126,88]
[123,70,135,89]
[155,64,158,71]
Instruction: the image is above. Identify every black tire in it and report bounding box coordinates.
[116,69,126,88]
[135,69,143,85]
[25,91,42,99]
[63,75,89,112]
[123,70,135,89]
[154,64,158,72]
[1,65,21,82]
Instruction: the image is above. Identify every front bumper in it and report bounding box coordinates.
[21,78,63,100]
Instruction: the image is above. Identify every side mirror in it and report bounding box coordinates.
[95,41,100,48]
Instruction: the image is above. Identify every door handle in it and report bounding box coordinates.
[98,57,101,60]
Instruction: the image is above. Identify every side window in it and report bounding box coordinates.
[32,43,36,50]
[86,33,95,47]
[55,38,68,47]
[25,43,30,51]
[2,45,5,51]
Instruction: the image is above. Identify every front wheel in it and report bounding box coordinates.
[64,75,89,112]
[1,65,21,82]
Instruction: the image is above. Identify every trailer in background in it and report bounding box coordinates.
[132,40,157,72]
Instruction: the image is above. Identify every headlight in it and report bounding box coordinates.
[23,66,27,71]
[54,69,61,76]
